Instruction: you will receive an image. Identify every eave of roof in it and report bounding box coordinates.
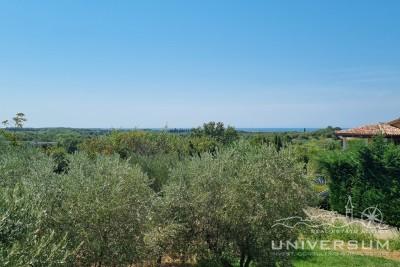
[388,117,400,128]
[335,123,400,138]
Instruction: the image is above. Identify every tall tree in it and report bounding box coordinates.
[13,113,27,128]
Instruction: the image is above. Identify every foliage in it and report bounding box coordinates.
[155,141,314,267]
[46,146,70,173]
[310,126,341,139]
[54,154,155,266]
[0,184,74,266]
[0,145,50,187]
[12,113,27,128]
[0,146,155,266]
[79,131,187,192]
[0,117,357,266]
[293,251,400,267]
[191,121,239,145]
[389,236,400,251]
[0,113,28,145]
[320,137,400,226]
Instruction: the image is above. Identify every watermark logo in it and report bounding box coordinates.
[270,196,394,255]
[272,196,386,230]
[271,240,390,251]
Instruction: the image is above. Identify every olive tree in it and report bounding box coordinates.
[55,153,156,266]
[157,141,313,266]
[0,185,73,267]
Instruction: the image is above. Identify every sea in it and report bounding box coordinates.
[236,128,320,133]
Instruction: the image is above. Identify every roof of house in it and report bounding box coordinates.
[389,118,400,128]
[336,121,400,138]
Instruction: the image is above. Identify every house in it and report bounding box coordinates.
[335,118,400,148]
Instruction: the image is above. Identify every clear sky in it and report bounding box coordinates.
[1,0,399,128]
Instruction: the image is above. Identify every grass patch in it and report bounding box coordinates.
[389,237,400,251]
[293,250,400,267]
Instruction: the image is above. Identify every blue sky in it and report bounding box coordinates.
[1,0,399,128]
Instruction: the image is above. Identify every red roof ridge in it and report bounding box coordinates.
[388,117,400,128]
[336,121,400,137]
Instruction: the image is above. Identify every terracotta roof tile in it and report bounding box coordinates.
[336,123,400,137]
[389,118,400,128]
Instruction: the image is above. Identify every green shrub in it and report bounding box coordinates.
[320,137,400,226]
[0,185,75,266]
[0,147,156,266]
[155,141,314,267]
[53,153,155,266]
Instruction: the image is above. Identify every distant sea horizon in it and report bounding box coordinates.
[236,128,320,133]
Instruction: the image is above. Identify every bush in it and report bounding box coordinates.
[154,141,314,267]
[0,147,156,266]
[0,135,319,266]
[0,185,74,266]
[320,137,400,226]
[53,153,155,266]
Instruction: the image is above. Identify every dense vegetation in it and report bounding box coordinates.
[320,136,400,227]
[0,115,323,266]
[2,113,399,266]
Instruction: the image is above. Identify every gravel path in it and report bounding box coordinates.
[305,207,400,240]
